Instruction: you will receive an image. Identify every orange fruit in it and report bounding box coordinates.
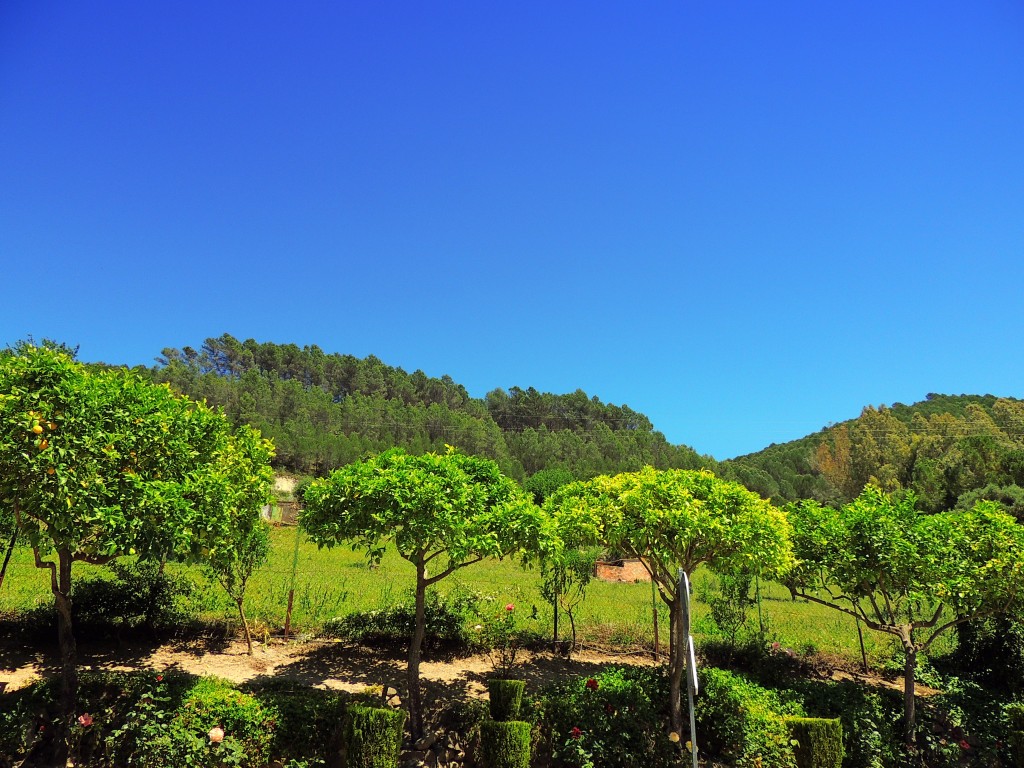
[31,424,43,434]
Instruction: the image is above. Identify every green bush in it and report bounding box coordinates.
[321,589,476,648]
[540,665,674,768]
[695,667,800,768]
[243,679,351,763]
[342,705,407,768]
[788,679,900,768]
[784,717,843,768]
[480,720,531,768]
[1005,702,1024,767]
[74,560,197,632]
[488,679,526,722]
[137,676,278,768]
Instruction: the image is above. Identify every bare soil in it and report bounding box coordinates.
[0,633,658,707]
[0,631,937,704]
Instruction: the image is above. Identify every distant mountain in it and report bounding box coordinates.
[719,394,1024,513]
[149,334,712,494]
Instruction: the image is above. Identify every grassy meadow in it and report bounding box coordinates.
[0,525,913,665]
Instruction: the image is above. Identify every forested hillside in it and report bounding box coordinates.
[150,334,711,489]
[146,335,1024,513]
[721,394,1024,514]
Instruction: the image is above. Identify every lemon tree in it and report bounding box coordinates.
[301,446,547,738]
[0,342,273,764]
[546,467,794,738]
[787,486,1024,752]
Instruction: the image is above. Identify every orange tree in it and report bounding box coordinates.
[0,343,273,765]
[301,447,549,738]
[546,467,794,740]
[787,486,1024,753]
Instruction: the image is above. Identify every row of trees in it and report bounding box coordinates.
[300,449,1024,757]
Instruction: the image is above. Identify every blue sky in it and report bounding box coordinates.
[2,2,1023,459]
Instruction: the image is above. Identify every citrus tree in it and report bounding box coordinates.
[546,467,794,738]
[787,485,1024,752]
[0,343,273,763]
[202,426,275,656]
[301,446,548,737]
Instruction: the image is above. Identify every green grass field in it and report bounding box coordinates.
[0,525,913,665]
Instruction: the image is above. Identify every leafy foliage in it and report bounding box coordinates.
[539,666,674,768]
[487,679,526,722]
[301,446,547,737]
[341,706,406,768]
[696,667,801,768]
[72,559,196,633]
[319,588,477,648]
[787,485,1024,748]
[783,717,843,768]
[152,334,711,479]
[546,467,794,733]
[0,342,274,761]
[479,720,532,768]
[723,395,1024,509]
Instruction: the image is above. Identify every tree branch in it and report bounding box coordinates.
[911,603,944,631]
[424,556,482,586]
[794,589,893,635]
[32,546,58,594]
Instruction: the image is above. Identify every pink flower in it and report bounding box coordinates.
[570,726,582,740]
[585,677,599,691]
[77,713,93,727]
[505,603,515,612]
[208,726,225,743]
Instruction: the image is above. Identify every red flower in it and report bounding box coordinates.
[505,603,515,612]
[959,739,970,751]
[156,674,163,682]
[77,713,94,727]
[585,678,599,691]
[570,727,582,740]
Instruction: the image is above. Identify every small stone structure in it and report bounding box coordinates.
[594,557,651,583]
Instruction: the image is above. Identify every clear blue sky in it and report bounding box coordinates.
[2,2,1023,459]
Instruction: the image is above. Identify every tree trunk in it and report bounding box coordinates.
[903,643,918,754]
[49,550,77,768]
[237,598,253,656]
[408,560,427,740]
[669,596,684,737]
[0,522,18,593]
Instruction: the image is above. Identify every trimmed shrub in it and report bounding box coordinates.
[488,679,526,722]
[696,667,800,768]
[342,705,407,768]
[784,717,843,768]
[480,720,531,768]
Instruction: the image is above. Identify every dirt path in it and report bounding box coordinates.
[0,634,656,705]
